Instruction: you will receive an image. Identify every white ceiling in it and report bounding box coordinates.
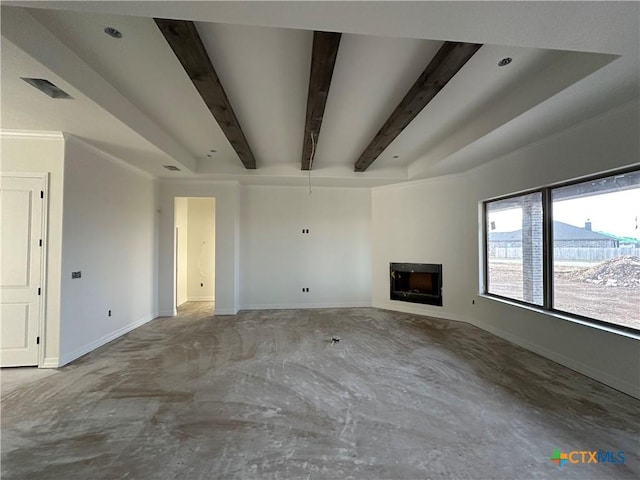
[1,1,638,187]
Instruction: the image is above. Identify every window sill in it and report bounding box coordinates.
[478,293,640,341]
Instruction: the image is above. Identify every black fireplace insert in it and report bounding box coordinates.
[390,263,443,306]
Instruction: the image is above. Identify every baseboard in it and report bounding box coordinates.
[471,320,640,400]
[40,357,60,369]
[214,308,238,315]
[187,296,214,302]
[374,300,639,399]
[58,313,157,367]
[373,300,470,324]
[241,302,371,310]
[158,309,177,317]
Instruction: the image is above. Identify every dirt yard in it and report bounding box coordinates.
[488,257,640,331]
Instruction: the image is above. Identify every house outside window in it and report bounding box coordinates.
[484,168,640,333]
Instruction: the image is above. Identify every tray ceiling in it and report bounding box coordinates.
[1,2,638,186]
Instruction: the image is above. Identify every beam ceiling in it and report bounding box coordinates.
[155,18,257,169]
[301,31,341,171]
[354,42,482,172]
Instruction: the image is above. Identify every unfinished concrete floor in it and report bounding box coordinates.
[2,304,639,479]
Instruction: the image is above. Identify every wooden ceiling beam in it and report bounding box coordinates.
[301,31,342,171]
[155,19,257,169]
[354,42,482,172]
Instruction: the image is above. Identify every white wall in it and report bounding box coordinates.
[372,173,472,322]
[0,132,65,367]
[372,100,640,398]
[174,197,188,306]
[186,197,215,301]
[240,186,371,309]
[58,136,158,365]
[158,181,239,315]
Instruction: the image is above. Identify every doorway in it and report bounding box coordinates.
[174,197,216,313]
[1,173,47,367]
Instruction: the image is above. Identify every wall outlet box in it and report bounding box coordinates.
[71,271,81,279]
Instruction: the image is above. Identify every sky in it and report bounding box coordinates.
[489,188,640,239]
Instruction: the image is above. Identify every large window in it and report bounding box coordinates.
[484,168,640,333]
[486,192,543,305]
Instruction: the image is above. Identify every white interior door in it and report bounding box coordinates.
[0,174,45,367]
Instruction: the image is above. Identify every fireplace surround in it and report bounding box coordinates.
[390,263,443,306]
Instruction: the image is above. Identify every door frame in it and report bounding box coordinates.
[1,172,49,367]
[173,197,216,313]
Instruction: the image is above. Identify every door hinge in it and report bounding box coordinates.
[38,287,41,295]
[40,191,44,199]
[39,239,43,247]
[36,336,40,345]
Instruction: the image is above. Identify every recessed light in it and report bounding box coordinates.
[21,78,73,99]
[163,165,181,171]
[104,26,123,39]
[498,57,512,67]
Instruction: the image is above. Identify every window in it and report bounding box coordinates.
[486,192,543,305]
[484,168,640,333]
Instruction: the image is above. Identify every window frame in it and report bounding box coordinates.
[482,165,640,336]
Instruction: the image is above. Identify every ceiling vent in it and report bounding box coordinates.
[163,165,181,171]
[21,78,73,99]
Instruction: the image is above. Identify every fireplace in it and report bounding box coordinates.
[390,263,443,306]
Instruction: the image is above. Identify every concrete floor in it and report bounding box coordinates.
[2,303,639,479]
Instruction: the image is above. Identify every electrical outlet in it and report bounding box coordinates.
[472,299,475,305]
[71,271,81,279]
[302,287,309,292]
[200,283,204,287]
[108,310,112,317]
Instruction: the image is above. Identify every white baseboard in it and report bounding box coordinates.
[40,357,60,368]
[214,308,238,315]
[58,313,157,367]
[187,296,214,302]
[241,302,371,311]
[374,300,639,399]
[158,309,177,317]
[373,300,470,324]
[471,319,640,400]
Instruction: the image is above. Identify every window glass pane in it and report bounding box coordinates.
[552,171,640,330]
[487,192,543,305]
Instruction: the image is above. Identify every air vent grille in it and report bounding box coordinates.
[163,165,181,171]
[21,78,73,99]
